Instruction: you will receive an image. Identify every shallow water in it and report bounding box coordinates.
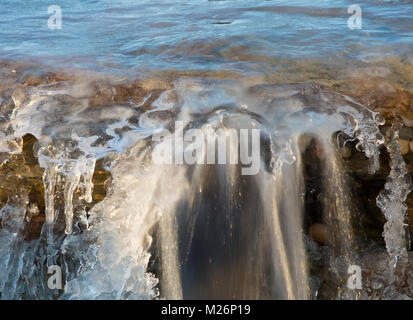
[1,0,413,72]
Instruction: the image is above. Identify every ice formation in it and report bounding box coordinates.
[0,76,410,299]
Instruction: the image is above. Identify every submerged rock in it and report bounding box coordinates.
[309,223,329,244]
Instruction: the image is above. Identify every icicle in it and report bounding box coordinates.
[63,172,81,235]
[43,167,57,245]
[83,157,96,204]
[376,123,412,268]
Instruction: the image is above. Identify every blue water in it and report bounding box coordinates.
[0,0,412,72]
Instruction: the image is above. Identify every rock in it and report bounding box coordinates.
[328,78,413,123]
[399,127,413,140]
[21,71,72,87]
[341,67,391,79]
[309,223,329,244]
[399,139,410,155]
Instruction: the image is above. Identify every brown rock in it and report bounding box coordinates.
[309,223,329,244]
[399,139,410,155]
[329,78,413,122]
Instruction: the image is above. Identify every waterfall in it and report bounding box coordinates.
[1,76,411,300]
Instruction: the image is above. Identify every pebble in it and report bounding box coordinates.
[309,223,329,244]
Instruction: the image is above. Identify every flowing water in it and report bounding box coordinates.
[1,0,413,300]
